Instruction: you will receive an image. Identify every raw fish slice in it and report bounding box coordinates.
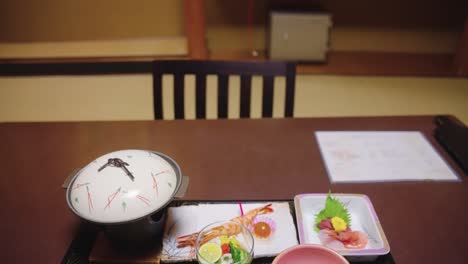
[318,230,345,250]
[327,230,368,249]
[317,218,333,230]
[342,230,368,249]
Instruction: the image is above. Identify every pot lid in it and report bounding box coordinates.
[67,150,180,224]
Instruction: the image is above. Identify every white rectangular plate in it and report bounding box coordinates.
[294,193,390,260]
[161,202,298,262]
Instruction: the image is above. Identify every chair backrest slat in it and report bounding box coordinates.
[217,74,229,119]
[154,60,289,76]
[174,73,185,119]
[153,73,163,120]
[153,60,296,120]
[262,75,274,118]
[284,63,296,118]
[240,75,252,118]
[195,74,206,119]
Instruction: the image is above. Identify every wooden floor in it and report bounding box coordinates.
[209,50,456,77]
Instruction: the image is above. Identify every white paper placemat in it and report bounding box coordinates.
[161,202,298,262]
[316,131,459,182]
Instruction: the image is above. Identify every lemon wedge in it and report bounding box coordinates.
[198,242,222,263]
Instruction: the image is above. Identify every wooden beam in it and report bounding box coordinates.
[184,0,208,59]
[454,17,468,77]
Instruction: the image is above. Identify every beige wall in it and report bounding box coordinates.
[294,76,468,122]
[0,75,154,121]
[0,0,184,42]
[1,75,467,124]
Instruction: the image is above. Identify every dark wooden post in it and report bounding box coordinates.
[454,17,468,77]
[184,0,208,59]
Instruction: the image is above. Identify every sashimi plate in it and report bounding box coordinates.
[294,194,390,262]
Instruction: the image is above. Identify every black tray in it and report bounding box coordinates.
[165,200,395,264]
[62,200,395,264]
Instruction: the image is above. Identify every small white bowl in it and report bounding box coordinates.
[294,194,390,262]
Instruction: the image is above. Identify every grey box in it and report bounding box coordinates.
[269,12,332,61]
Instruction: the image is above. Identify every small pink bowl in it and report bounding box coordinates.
[272,244,349,264]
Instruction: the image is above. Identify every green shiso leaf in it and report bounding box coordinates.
[314,191,351,232]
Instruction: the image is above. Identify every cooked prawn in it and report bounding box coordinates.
[176,203,273,248]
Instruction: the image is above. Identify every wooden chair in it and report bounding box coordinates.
[152,60,296,119]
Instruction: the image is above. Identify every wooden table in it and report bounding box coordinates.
[1,116,467,263]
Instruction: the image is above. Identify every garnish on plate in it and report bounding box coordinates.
[315,192,368,249]
[219,236,249,264]
[249,216,276,239]
[315,192,351,232]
